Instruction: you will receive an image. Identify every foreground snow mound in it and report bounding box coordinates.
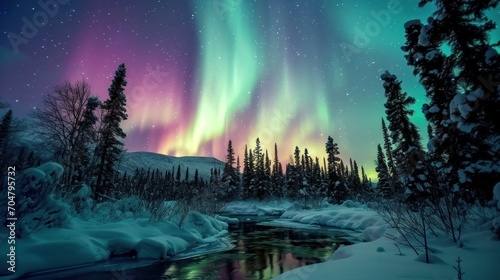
[273,231,500,280]
[273,203,500,280]
[280,204,387,241]
[14,213,229,277]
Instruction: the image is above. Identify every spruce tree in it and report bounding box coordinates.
[226,139,235,167]
[254,138,267,200]
[402,0,500,202]
[381,118,397,178]
[381,71,423,178]
[375,144,392,197]
[94,64,128,200]
[222,139,239,201]
[325,136,347,203]
[0,110,13,172]
[73,97,99,184]
[271,143,284,198]
[236,156,241,173]
[242,145,251,199]
[0,110,12,156]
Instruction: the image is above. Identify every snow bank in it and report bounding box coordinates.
[279,204,386,241]
[273,211,500,280]
[216,215,239,225]
[221,200,293,216]
[11,213,230,277]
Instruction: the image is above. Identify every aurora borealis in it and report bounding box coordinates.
[1,0,461,179]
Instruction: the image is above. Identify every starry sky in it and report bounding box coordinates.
[1,0,485,179]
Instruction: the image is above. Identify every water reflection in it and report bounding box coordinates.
[162,220,353,280]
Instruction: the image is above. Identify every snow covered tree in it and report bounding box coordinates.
[73,97,100,184]
[351,160,361,196]
[253,138,269,200]
[325,136,347,203]
[285,162,301,200]
[226,139,235,167]
[0,110,13,175]
[271,143,284,198]
[221,139,240,201]
[375,144,392,197]
[242,145,253,199]
[381,118,400,190]
[381,71,424,179]
[236,155,241,173]
[402,0,500,202]
[0,110,12,157]
[94,64,128,200]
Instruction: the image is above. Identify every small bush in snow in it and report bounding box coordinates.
[9,162,71,236]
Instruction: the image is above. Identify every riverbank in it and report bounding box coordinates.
[270,203,500,280]
[0,211,232,279]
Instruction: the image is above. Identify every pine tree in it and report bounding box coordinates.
[402,0,500,202]
[222,140,239,201]
[381,70,423,178]
[73,97,100,184]
[352,160,361,196]
[361,166,371,194]
[325,136,347,203]
[94,64,128,200]
[236,155,241,173]
[381,118,397,178]
[292,146,299,168]
[271,143,284,198]
[0,110,13,172]
[254,138,268,200]
[375,144,392,197]
[248,149,254,194]
[226,139,235,167]
[242,145,250,199]
[221,163,239,201]
[194,169,199,186]
[0,110,12,156]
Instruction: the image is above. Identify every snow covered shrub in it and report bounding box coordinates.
[71,184,93,217]
[12,162,71,236]
[493,182,500,237]
[148,200,171,222]
[96,196,147,221]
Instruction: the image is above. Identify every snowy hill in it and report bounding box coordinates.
[119,151,226,180]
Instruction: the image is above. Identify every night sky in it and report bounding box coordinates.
[1,0,468,179]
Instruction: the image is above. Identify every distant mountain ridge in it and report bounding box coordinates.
[119,151,226,180]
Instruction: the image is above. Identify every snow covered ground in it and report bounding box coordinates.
[4,196,498,279]
[1,211,233,278]
[269,202,500,280]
